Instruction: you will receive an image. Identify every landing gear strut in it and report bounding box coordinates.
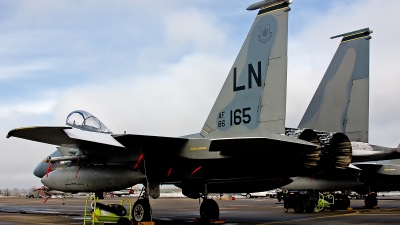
[132,185,152,223]
[132,198,151,222]
[364,193,378,208]
[199,183,220,222]
[200,198,220,221]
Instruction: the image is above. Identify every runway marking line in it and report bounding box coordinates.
[264,206,400,224]
[264,211,360,224]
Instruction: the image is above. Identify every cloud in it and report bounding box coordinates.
[53,51,230,136]
[0,63,55,81]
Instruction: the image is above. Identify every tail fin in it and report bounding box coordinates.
[201,0,292,139]
[298,28,373,142]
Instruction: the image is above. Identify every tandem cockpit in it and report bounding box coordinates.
[33,110,113,178]
[66,110,112,134]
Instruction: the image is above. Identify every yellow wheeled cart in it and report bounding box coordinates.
[83,196,133,225]
[314,193,335,212]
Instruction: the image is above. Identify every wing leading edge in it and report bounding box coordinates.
[7,126,126,152]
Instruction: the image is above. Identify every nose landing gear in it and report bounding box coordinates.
[364,193,378,209]
[200,198,220,221]
[196,183,225,224]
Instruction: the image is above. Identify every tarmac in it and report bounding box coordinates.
[1,196,400,224]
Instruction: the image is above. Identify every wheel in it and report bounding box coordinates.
[246,193,251,198]
[284,208,288,213]
[117,218,131,225]
[133,199,151,222]
[108,204,127,216]
[364,196,377,208]
[200,199,219,222]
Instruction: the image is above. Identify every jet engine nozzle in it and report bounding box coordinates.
[285,128,322,169]
[318,132,352,170]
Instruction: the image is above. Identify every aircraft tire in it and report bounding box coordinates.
[108,204,127,216]
[364,196,377,208]
[200,199,219,222]
[246,193,251,198]
[133,199,151,222]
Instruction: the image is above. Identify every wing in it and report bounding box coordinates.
[352,149,400,163]
[7,126,126,152]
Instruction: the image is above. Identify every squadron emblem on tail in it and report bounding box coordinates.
[258,24,272,43]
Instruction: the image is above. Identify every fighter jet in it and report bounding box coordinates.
[6,0,354,222]
[281,28,400,211]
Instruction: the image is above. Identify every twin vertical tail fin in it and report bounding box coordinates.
[298,28,373,143]
[201,0,292,139]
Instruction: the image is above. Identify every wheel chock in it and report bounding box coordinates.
[137,222,155,225]
[194,218,226,224]
[219,195,235,200]
[373,206,380,209]
[347,207,353,210]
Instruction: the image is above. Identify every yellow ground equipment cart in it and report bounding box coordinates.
[83,196,133,225]
[314,193,335,212]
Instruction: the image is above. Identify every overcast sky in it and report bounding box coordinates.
[1,0,400,189]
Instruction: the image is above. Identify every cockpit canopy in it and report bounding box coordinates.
[66,110,112,134]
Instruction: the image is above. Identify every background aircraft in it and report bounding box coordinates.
[281,27,400,211]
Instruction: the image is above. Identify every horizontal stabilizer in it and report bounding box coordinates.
[353,162,400,176]
[7,126,125,152]
[352,149,400,163]
[348,163,361,170]
[209,133,318,153]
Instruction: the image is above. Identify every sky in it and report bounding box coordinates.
[1,0,400,189]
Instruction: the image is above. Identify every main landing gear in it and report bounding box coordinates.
[133,198,152,222]
[364,193,378,208]
[132,185,153,223]
[198,183,223,223]
[200,198,220,222]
